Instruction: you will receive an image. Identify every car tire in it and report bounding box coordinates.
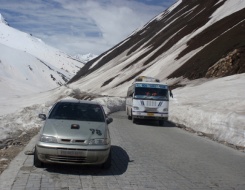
[34,148,43,168]
[102,151,111,169]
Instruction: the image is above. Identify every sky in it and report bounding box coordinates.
[0,0,176,56]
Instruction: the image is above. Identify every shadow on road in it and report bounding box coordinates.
[135,120,176,128]
[44,145,129,176]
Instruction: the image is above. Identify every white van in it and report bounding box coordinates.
[126,76,172,125]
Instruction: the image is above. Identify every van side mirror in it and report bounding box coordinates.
[38,114,46,120]
[169,90,173,98]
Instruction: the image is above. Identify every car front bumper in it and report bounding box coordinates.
[36,142,110,165]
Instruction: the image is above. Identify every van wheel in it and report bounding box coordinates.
[34,148,43,168]
[159,120,164,126]
[127,108,132,120]
[132,117,137,124]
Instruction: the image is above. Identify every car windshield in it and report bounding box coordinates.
[134,87,169,100]
[48,102,105,122]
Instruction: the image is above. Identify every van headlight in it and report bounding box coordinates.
[40,135,57,143]
[87,138,109,145]
[133,106,140,110]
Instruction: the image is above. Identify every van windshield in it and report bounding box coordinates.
[134,87,169,100]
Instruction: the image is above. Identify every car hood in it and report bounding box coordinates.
[42,119,107,140]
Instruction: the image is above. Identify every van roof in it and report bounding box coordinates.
[134,81,168,86]
[135,76,160,82]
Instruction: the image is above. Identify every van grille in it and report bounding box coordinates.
[145,100,157,107]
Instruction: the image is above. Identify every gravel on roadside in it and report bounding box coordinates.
[0,128,39,174]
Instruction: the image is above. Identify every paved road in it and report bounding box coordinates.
[0,111,245,190]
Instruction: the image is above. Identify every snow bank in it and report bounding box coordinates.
[93,97,126,115]
[170,74,245,146]
[0,104,47,140]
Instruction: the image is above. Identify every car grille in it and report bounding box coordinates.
[60,139,85,144]
[46,155,87,163]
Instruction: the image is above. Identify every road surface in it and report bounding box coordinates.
[1,111,245,190]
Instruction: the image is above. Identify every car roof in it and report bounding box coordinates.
[58,99,101,105]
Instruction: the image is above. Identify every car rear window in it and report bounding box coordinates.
[48,102,105,122]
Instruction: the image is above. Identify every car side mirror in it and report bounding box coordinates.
[38,114,46,120]
[106,117,113,124]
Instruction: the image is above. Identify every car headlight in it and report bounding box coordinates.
[40,135,57,143]
[87,138,109,145]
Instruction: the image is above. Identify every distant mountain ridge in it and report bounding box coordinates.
[0,13,8,25]
[68,0,245,96]
[73,53,98,64]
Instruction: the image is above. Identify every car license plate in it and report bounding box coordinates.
[59,150,85,156]
[147,113,154,116]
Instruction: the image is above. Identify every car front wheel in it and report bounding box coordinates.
[101,151,111,169]
[34,148,44,168]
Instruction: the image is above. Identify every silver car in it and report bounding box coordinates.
[34,99,113,169]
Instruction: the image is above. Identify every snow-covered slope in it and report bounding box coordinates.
[0,15,84,75]
[0,14,85,97]
[0,43,69,96]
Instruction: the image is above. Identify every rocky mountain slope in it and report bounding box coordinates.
[68,0,245,95]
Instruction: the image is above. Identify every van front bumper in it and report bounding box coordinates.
[132,111,168,120]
